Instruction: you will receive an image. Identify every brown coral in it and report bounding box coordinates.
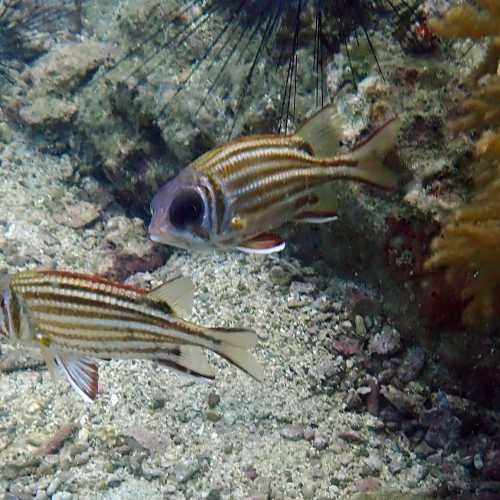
[425,0,500,329]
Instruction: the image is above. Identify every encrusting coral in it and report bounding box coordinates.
[425,0,500,329]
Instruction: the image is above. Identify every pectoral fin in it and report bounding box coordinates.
[237,233,285,254]
[54,353,99,403]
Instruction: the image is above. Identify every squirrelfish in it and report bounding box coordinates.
[149,105,401,254]
[0,270,263,402]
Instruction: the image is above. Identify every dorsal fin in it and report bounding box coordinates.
[146,275,194,317]
[295,104,345,158]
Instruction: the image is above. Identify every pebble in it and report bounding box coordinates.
[355,477,381,492]
[331,336,362,356]
[207,391,221,408]
[52,493,73,500]
[355,315,367,336]
[337,431,364,444]
[414,441,435,459]
[312,434,329,450]
[242,465,258,481]
[380,384,424,417]
[280,424,304,441]
[175,460,199,483]
[364,453,383,475]
[368,325,401,355]
[398,347,426,383]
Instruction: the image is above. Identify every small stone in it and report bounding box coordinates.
[206,489,222,500]
[355,315,367,336]
[175,460,199,483]
[302,483,316,499]
[303,428,315,441]
[364,453,383,476]
[53,200,101,229]
[330,336,361,356]
[141,462,162,480]
[52,493,73,500]
[280,424,304,441]
[207,391,221,408]
[337,431,364,444]
[269,266,293,286]
[206,410,222,422]
[474,453,484,471]
[312,434,328,450]
[355,477,381,492]
[398,347,426,383]
[380,384,424,417]
[368,325,401,355]
[389,454,406,474]
[345,390,363,411]
[242,465,258,481]
[414,440,435,459]
[366,378,380,417]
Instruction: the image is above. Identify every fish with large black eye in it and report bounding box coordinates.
[149,105,401,254]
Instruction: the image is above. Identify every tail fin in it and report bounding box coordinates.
[206,327,264,382]
[343,117,401,190]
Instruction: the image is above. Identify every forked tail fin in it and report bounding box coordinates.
[343,117,401,190]
[206,327,264,382]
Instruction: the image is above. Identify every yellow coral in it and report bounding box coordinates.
[425,0,500,328]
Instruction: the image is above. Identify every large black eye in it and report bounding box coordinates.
[169,190,205,229]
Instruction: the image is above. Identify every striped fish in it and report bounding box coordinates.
[149,105,401,254]
[0,270,263,402]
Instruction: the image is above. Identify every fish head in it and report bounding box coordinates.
[148,169,214,252]
[0,274,12,337]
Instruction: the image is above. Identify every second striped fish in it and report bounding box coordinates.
[0,270,263,402]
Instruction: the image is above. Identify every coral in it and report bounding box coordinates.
[425,0,500,329]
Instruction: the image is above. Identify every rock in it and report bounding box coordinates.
[482,451,500,480]
[355,477,381,492]
[207,391,221,408]
[414,441,435,459]
[304,428,315,441]
[19,97,78,127]
[280,424,304,441]
[369,326,401,356]
[331,336,362,356]
[242,465,258,481]
[423,411,462,450]
[380,384,424,417]
[346,390,364,411]
[23,41,116,93]
[366,378,380,416]
[355,315,367,336]
[206,410,222,422]
[398,347,426,383]
[175,459,199,483]
[364,453,383,476]
[337,431,364,444]
[123,426,169,454]
[312,434,329,450]
[53,200,101,228]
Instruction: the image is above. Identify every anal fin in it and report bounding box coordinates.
[294,210,338,224]
[55,353,99,403]
[157,345,215,380]
[237,233,285,254]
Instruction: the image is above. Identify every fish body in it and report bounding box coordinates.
[0,270,263,402]
[149,105,401,254]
